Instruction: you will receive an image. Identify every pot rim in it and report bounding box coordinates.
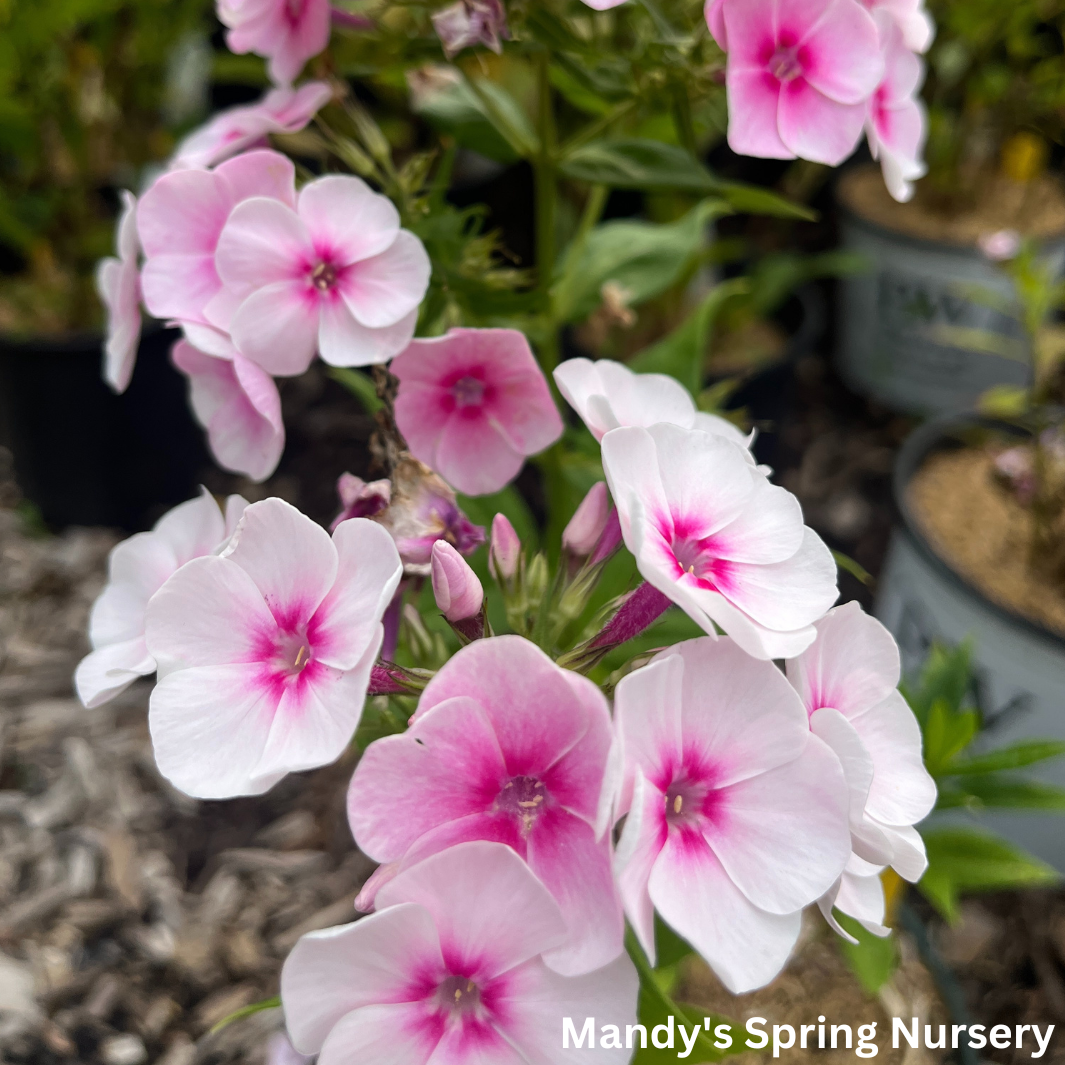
[836,181,1065,258]
[893,412,1065,652]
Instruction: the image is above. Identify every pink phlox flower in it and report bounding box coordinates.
[330,472,392,529]
[144,498,402,798]
[74,489,248,709]
[367,456,485,576]
[347,635,625,977]
[171,339,285,482]
[786,601,936,936]
[213,174,430,374]
[96,190,142,394]
[866,12,928,203]
[608,638,851,993]
[555,357,753,451]
[601,422,838,660]
[859,0,934,53]
[138,149,298,358]
[392,328,563,497]
[170,82,333,170]
[721,0,884,166]
[280,842,638,1064]
[432,0,510,59]
[218,0,332,86]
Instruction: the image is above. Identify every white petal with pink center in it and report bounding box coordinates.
[75,489,247,709]
[610,638,850,993]
[145,498,401,798]
[215,174,430,374]
[787,602,936,931]
[280,842,637,1064]
[602,423,838,660]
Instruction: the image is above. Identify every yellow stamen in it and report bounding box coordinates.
[673,795,683,814]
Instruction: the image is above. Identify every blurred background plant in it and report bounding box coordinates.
[922,0,1065,210]
[0,0,214,334]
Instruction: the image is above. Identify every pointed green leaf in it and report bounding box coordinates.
[559,138,719,193]
[936,774,1065,811]
[836,914,898,994]
[942,740,1065,776]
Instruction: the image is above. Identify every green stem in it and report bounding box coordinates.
[558,98,636,156]
[673,83,698,157]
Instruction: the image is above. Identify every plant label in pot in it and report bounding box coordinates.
[836,167,1065,416]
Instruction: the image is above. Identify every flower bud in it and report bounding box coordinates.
[563,482,611,557]
[330,472,391,530]
[588,507,623,566]
[489,513,521,581]
[431,540,484,622]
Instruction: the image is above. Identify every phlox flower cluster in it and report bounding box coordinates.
[83,3,940,1058]
[705,0,931,200]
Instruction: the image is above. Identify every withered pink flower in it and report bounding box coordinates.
[431,0,509,59]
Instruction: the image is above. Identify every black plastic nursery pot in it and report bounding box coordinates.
[0,323,208,532]
[876,414,1065,871]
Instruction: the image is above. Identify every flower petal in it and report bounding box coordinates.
[529,808,625,977]
[707,733,850,915]
[282,904,444,1055]
[317,304,418,368]
[230,280,320,376]
[215,197,311,296]
[222,498,338,629]
[777,81,867,166]
[339,230,432,329]
[298,174,400,264]
[649,829,802,994]
[376,841,569,978]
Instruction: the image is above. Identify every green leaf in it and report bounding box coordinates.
[654,914,695,970]
[411,77,518,164]
[628,279,748,394]
[467,78,539,159]
[919,827,1059,922]
[832,549,873,586]
[559,138,719,193]
[942,740,1065,775]
[552,200,726,324]
[836,913,898,995]
[902,641,973,726]
[936,774,1065,811]
[327,367,382,413]
[717,182,817,221]
[923,697,980,777]
[549,64,612,117]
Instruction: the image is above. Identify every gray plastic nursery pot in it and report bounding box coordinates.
[876,415,1065,871]
[836,190,1065,416]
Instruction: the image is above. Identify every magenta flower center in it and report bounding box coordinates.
[665,775,711,827]
[286,0,306,23]
[671,536,719,588]
[311,261,338,291]
[496,775,547,835]
[273,629,314,676]
[769,45,804,82]
[452,375,486,408]
[435,975,483,1018]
